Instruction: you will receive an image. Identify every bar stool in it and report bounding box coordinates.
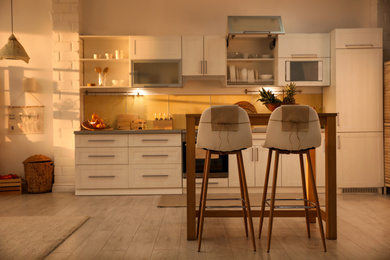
[258,105,327,252]
[196,105,256,252]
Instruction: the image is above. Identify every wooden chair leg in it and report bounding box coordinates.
[267,150,280,253]
[197,150,211,238]
[197,150,211,252]
[236,151,248,237]
[259,149,273,239]
[306,151,327,252]
[299,153,311,238]
[237,151,256,251]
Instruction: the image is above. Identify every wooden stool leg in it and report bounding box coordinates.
[299,153,311,238]
[306,151,327,252]
[197,150,211,252]
[236,151,248,237]
[237,151,256,251]
[259,149,273,239]
[197,150,210,238]
[267,150,280,253]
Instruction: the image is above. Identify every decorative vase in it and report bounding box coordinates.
[265,103,282,112]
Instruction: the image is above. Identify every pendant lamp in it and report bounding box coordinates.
[0,0,30,63]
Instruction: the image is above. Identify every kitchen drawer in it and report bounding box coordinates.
[129,164,182,188]
[129,133,181,147]
[75,134,128,148]
[75,148,128,165]
[129,147,181,164]
[333,28,382,49]
[76,165,129,189]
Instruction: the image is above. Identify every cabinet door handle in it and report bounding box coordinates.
[141,139,169,142]
[345,44,374,48]
[134,39,137,55]
[204,60,207,74]
[142,175,169,178]
[142,154,169,157]
[88,175,115,178]
[337,112,340,126]
[88,139,115,142]
[337,135,341,150]
[291,54,317,58]
[88,155,115,158]
[200,60,203,74]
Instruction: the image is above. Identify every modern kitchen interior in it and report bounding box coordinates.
[0,0,390,259]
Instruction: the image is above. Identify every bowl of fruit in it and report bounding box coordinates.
[81,114,112,130]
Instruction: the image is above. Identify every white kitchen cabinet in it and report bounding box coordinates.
[74,132,182,195]
[229,133,281,188]
[278,33,330,58]
[337,132,384,188]
[333,28,383,49]
[323,28,384,189]
[182,35,226,76]
[79,36,130,87]
[333,48,383,132]
[128,134,182,189]
[226,37,277,86]
[129,36,181,60]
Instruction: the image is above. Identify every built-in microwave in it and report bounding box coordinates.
[278,57,330,86]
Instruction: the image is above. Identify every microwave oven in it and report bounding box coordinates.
[278,58,330,86]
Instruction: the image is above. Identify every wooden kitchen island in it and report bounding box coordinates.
[185,113,337,240]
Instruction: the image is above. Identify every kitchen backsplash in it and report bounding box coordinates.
[84,94,322,130]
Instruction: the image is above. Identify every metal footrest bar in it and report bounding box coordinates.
[265,198,317,209]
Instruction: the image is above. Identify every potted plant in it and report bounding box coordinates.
[257,82,297,111]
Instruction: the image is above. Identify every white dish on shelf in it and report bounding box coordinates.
[112,79,125,86]
[259,74,273,80]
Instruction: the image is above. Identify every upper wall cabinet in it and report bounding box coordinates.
[182,35,226,76]
[333,28,383,49]
[79,36,130,87]
[129,36,182,60]
[278,33,330,58]
[226,36,277,87]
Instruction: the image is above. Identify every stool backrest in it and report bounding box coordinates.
[263,105,321,151]
[197,105,253,152]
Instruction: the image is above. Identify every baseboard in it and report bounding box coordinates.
[52,184,75,193]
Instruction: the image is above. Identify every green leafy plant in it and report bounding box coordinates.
[257,88,282,105]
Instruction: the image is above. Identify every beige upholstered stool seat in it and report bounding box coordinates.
[258,105,327,253]
[196,105,256,252]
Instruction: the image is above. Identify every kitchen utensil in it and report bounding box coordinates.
[117,114,138,130]
[240,68,248,82]
[229,65,236,82]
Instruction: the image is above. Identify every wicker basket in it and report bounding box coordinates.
[23,155,54,193]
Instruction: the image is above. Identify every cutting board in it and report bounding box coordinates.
[117,114,138,130]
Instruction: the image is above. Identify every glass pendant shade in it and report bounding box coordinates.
[0,34,30,64]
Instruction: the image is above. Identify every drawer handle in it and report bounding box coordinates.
[88,140,115,142]
[141,139,169,142]
[196,182,219,185]
[291,54,317,58]
[88,175,115,178]
[88,155,115,158]
[142,154,169,157]
[142,175,169,178]
[345,44,374,48]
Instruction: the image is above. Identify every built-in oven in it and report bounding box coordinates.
[182,141,229,179]
[278,57,330,86]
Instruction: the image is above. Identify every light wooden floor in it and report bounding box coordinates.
[1,192,390,260]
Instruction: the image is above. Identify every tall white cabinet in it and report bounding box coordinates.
[323,28,384,190]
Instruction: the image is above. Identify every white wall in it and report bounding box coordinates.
[0,0,380,186]
[80,0,377,35]
[0,0,53,176]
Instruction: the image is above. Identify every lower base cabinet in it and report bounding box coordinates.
[75,132,182,195]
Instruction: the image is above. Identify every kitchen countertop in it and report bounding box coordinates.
[74,129,183,135]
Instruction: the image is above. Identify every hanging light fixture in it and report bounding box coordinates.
[0,0,30,63]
